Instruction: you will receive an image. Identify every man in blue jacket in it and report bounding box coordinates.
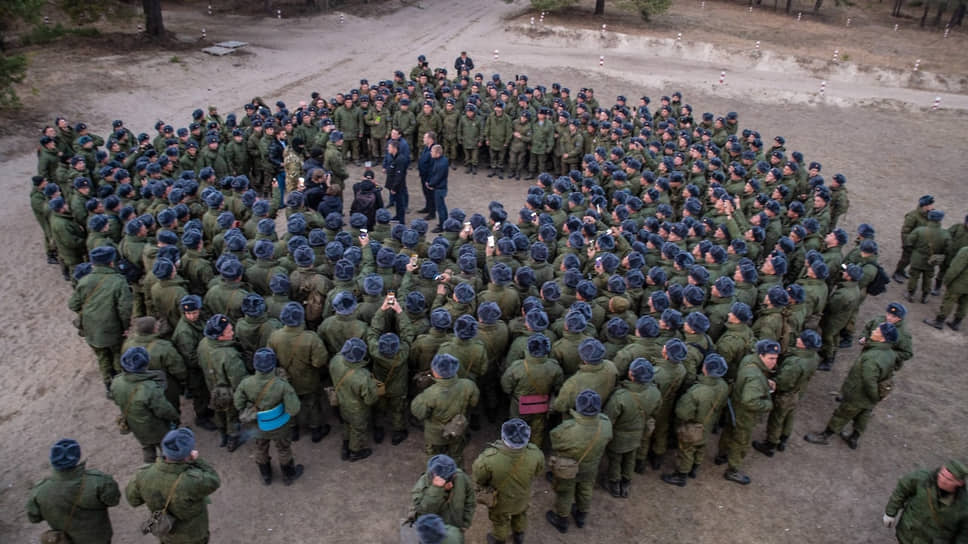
[418,131,437,220]
[426,144,449,233]
[385,140,410,223]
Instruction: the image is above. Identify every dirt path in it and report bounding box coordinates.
[0,0,967,542]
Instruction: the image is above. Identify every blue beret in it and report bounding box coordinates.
[454,314,478,340]
[927,210,944,222]
[378,333,401,356]
[280,302,305,326]
[452,282,475,304]
[90,245,117,265]
[491,263,512,285]
[800,329,822,350]
[575,389,602,416]
[578,338,606,364]
[350,212,368,228]
[334,259,355,281]
[661,309,682,330]
[859,240,878,255]
[121,346,150,373]
[576,280,597,300]
[713,276,735,298]
[540,281,561,302]
[458,253,477,272]
[161,427,195,461]
[683,284,705,307]
[50,439,81,471]
[756,339,781,355]
[88,214,108,232]
[72,263,93,281]
[178,295,201,314]
[253,239,275,260]
[630,358,655,383]
[414,515,447,544]
[703,353,728,378]
[886,302,907,319]
[664,338,688,361]
[501,418,531,449]
[376,208,392,223]
[845,264,864,281]
[524,309,549,331]
[341,337,367,362]
[253,348,277,373]
[565,310,588,333]
[431,353,460,379]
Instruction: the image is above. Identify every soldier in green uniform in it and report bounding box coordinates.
[662,354,729,487]
[170,295,217,430]
[828,173,849,229]
[715,339,779,485]
[324,131,349,191]
[235,293,282,369]
[551,338,618,416]
[892,194,934,283]
[818,264,863,371]
[457,105,483,174]
[484,101,513,179]
[501,333,563,448]
[935,213,968,295]
[883,460,968,543]
[472,419,545,544]
[329,338,381,461]
[507,110,532,180]
[905,209,950,303]
[334,97,364,164]
[545,390,613,533]
[805,322,898,450]
[604,359,661,497]
[439,99,461,164]
[197,314,248,452]
[49,197,86,280]
[111,347,180,462]
[68,246,132,396]
[861,302,913,370]
[752,330,821,456]
[410,454,475,533]
[125,428,221,544]
[526,108,554,179]
[393,98,418,164]
[30,175,58,264]
[234,348,303,486]
[642,338,688,472]
[367,96,392,162]
[268,302,331,443]
[26,439,120,544]
[926,245,968,331]
[122,316,188,416]
[414,514,463,544]
[411,353,480,465]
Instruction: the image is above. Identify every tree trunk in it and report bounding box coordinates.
[787,0,794,13]
[920,1,930,26]
[594,0,605,15]
[143,0,164,38]
[934,1,948,25]
[814,0,824,12]
[951,2,966,26]
[892,0,904,17]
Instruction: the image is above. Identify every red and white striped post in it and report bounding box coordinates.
[207,4,212,16]
[914,59,921,72]
[755,40,760,50]
[819,80,826,96]
[201,27,206,40]
[493,49,499,61]
[797,12,802,21]
[530,16,535,26]
[601,24,607,36]
[339,13,345,24]
[944,25,950,38]
[932,96,941,110]
[599,55,605,67]
[846,17,851,27]
[832,49,839,62]
[677,32,682,43]
[719,71,726,84]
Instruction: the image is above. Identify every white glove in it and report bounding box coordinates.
[882,514,898,529]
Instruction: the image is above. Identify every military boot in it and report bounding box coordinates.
[920,293,928,304]
[524,172,535,180]
[932,278,942,296]
[258,462,272,485]
[47,251,59,265]
[218,432,228,448]
[486,533,505,544]
[723,468,751,485]
[373,426,385,444]
[471,165,478,175]
[225,434,243,452]
[291,426,301,442]
[497,168,505,180]
[776,435,790,452]
[817,358,834,371]
[340,440,350,461]
[280,460,304,485]
[511,532,525,544]
[804,428,834,445]
[545,510,568,533]
[487,167,497,178]
[948,318,962,331]
[905,291,915,303]
[840,430,860,450]
[571,504,587,528]
[661,472,688,487]
[752,440,776,457]
[688,464,699,478]
[892,271,907,284]
[349,448,373,462]
[604,479,621,498]
[634,459,646,474]
[923,317,945,330]
[464,165,472,174]
[194,414,218,432]
[391,429,409,445]
[311,424,330,443]
[648,451,663,470]
[620,478,631,497]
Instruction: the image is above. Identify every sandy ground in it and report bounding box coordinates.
[0,0,967,542]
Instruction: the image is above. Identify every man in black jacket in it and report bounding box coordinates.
[385,140,410,223]
[426,144,449,233]
[418,131,437,220]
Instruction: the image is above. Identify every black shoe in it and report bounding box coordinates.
[341,440,350,461]
[604,479,622,497]
[571,504,586,528]
[817,359,833,372]
[804,429,834,445]
[431,226,444,233]
[840,430,860,450]
[776,435,789,452]
[838,337,853,349]
[498,170,505,180]
[226,435,243,452]
[524,173,535,180]
[486,533,506,544]
[892,272,906,284]
[924,317,944,330]
[920,294,928,304]
[752,440,775,457]
[515,172,522,180]
[688,464,699,478]
[947,318,962,331]
[487,168,497,178]
[194,416,218,432]
[931,288,941,296]
[724,469,751,485]
[512,531,525,544]
[416,208,429,214]
[391,429,409,445]
[619,478,630,498]
[62,269,71,281]
[905,291,915,303]
[281,460,304,485]
[545,471,554,483]
[450,164,457,170]
[472,165,477,175]
[464,166,472,174]
[311,424,330,443]
[47,254,59,265]
[104,383,113,399]
[291,426,301,442]
[219,432,228,448]
[713,454,727,465]
[661,472,688,487]
[373,426,385,444]
[634,459,646,474]
[545,510,568,533]
[649,452,663,470]
[258,462,272,485]
[349,448,372,462]
[423,213,436,221]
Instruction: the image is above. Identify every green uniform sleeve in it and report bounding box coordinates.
[884,470,920,516]
[97,473,122,508]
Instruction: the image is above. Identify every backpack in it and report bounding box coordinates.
[295,272,324,322]
[351,188,377,217]
[866,264,890,296]
[117,258,144,284]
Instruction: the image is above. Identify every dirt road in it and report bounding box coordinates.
[1,1,966,542]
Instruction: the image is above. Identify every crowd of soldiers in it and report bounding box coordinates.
[24,51,968,544]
